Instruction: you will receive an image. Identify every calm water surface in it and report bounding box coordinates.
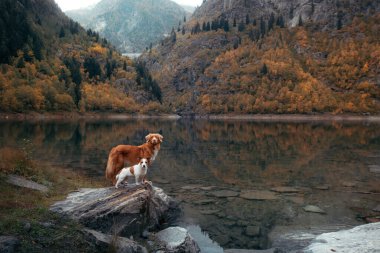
[1,118,379,251]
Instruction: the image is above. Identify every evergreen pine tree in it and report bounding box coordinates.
[59,27,65,38]
[261,63,268,75]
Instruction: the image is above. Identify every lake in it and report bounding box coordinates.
[1,118,379,251]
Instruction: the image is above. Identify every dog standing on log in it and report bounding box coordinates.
[105,133,163,185]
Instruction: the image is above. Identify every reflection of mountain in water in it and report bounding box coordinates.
[1,119,379,250]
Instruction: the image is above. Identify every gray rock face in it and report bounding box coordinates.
[193,0,380,30]
[303,222,380,253]
[66,0,187,53]
[7,175,49,193]
[50,184,179,236]
[0,236,19,253]
[83,229,147,253]
[155,227,200,253]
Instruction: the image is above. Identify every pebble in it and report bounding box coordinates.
[369,165,380,173]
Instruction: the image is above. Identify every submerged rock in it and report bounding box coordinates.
[208,190,239,198]
[303,205,326,214]
[155,227,200,253]
[303,222,380,253]
[240,190,278,200]
[83,229,147,253]
[270,187,300,193]
[50,184,179,236]
[7,175,48,193]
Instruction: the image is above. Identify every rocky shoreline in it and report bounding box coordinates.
[2,175,379,253]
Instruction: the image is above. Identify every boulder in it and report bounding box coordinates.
[155,227,200,253]
[7,175,48,193]
[0,236,19,253]
[303,222,380,253]
[83,229,147,253]
[50,184,179,236]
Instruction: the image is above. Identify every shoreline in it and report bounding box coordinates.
[1,112,380,122]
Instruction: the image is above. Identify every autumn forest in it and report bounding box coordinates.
[1,0,380,115]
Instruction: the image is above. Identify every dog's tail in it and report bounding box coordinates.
[105,152,114,181]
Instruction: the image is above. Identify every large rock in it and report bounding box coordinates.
[0,236,19,253]
[50,184,179,236]
[7,175,49,193]
[83,229,147,253]
[303,222,380,253]
[155,227,200,253]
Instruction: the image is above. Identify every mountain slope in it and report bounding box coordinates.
[140,0,380,114]
[66,0,188,53]
[0,0,162,113]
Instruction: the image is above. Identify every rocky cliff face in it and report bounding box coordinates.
[67,0,188,53]
[193,0,379,29]
[141,0,380,115]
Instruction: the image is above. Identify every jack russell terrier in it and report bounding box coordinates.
[115,158,150,188]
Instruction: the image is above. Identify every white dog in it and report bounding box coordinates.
[115,158,149,188]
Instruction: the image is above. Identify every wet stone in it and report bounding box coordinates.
[303,205,326,214]
[181,185,203,191]
[194,199,217,205]
[200,186,216,191]
[271,187,300,193]
[208,190,239,198]
[240,190,278,200]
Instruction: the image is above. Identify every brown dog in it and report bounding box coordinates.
[105,133,163,184]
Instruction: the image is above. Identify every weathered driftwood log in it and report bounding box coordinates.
[50,184,179,237]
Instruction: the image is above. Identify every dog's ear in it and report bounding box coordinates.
[158,134,164,143]
[145,134,152,143]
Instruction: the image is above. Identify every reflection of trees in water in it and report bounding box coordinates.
[190,121,380,189]
[0,120,379,189]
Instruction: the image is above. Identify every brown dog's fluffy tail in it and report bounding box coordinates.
[105,154,114,181]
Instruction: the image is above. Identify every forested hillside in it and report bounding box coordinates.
[0,0,162,113]
[141,0,380,114]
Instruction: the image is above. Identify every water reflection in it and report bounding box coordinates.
[1,119,379,250]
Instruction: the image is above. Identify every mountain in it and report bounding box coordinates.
[140,0,380,115]
[66,0,188,53]
[0,0,162,113]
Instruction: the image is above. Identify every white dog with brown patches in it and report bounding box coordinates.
[115,158,149,188]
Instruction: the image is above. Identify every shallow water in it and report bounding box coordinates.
[1,118,379,251]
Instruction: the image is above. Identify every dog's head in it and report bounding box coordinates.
[145,133,164,145]
[139,158,149,169]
